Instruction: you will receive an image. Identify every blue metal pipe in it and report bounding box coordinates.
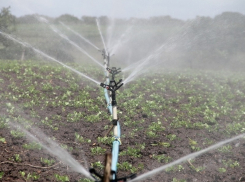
[104,69,112,115]
[111,121,121,179]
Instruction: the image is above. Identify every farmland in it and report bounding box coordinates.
[0,60,245,181]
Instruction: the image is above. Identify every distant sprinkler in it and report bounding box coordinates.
[106,67,121,81]
[99,49,110,67]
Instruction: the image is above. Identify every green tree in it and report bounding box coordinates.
[0,6,16,48]
[55,14,81,24]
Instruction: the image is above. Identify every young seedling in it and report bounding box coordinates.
[218,144,232,153]
[54,174,69,182]
[189,138,200,151]
[0,172,4,179]
[172,178,187,182]
[91,147,106,155]
[20,171,40,181]
[166,165,184,172]
[14,154,21,162]
[75,133,91,143]
[91,161,104,170]
[152,154,172,163]
[187,160,205,172]
[0,137,6,143]
[23,142,42,150]
[41,158,55,166]
[10,130,25,138]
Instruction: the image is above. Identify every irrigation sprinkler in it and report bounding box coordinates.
[106,67,121,81]
[90,78,136,181]
[100,49,113,114]
[89,48,136,181]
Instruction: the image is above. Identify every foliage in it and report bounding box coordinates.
[0,6,16,45]
[166,165,184,172]
[23,142,42,150]
[91,161,104,170]
[0,172,4,179]
[152,154,171,163]
[117,162,144,173]
[41,158,55,166]
[90,147,106,155]
[119,146,142,158]
[14,154,21,162]
[0,136,6,143]
[54,174,69,182]
[20,171,40,181]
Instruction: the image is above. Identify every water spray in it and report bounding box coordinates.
[0,31,100,85]
[37,16,104,68]
[96,19,108,56]
[59,21,100,51]
[9,122,93,179]
[129,133,245,182]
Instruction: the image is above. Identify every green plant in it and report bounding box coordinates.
[91,147,106,155]
[148,121,165,132]
[0,136,6,143]
[91,161,104,170]
[172,178,187,182]
[23,142,42,150]
[188,160,205,172]
[218,168,226,173]
[97,137,113,145]
[20,171,40,181]
[189,138,200,151]
[54,174,69,182]
[222,159,239,168]
[67,111,83,122]
[41,158,55,166]
[117,162,143,173]
[166,134,177,141]
[75,133,91,143]
[14,154,21,162]
[218,145,232,153]
[146,130,157,138]
[0,172,4,179]
[152,154,172,163]
[166,165,184,172]
[119,146,142,158]
[61,144,73,151]
[10,130,25,138]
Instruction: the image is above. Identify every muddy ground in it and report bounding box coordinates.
[1,65,245,182]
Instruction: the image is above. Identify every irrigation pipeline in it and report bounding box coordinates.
[90,50,138,182]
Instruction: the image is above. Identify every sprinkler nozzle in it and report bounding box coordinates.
[100,83,106,88]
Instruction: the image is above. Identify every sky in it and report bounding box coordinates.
[0,0,245,20]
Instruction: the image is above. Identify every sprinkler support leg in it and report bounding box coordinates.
[102,153,112,182]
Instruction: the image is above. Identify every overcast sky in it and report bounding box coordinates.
[1,0,245,20]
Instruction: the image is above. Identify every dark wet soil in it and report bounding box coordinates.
[1,65,245,182]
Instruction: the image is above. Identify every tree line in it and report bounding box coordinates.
[0,6,245,71]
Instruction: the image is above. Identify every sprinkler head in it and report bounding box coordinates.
[100,80,123,92]
[107,67,121,81]
[100,83,106,88]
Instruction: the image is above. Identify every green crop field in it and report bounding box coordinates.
[1,59,245,181]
